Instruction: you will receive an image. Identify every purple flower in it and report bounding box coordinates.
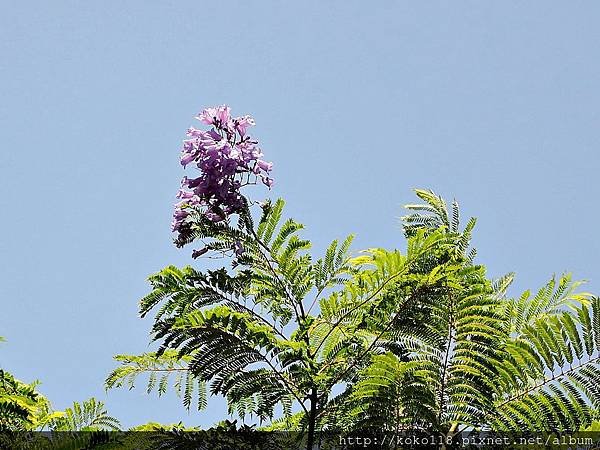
[196,105,231,127]
[172,105,274,249]
[205,209,224,222]
[171,207,189,232]
[233,241,245,257]
[256,160,273,172]
[182,176,204,189]
[176,189,196,200]
[181,150,198,168]
[234,115,255,136]
[186,127,205,138]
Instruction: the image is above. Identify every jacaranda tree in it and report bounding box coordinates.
[107,106,600,449]
[325,191,600,439]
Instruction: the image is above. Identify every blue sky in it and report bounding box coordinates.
[1,1,599,428]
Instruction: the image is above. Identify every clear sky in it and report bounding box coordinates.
[1,1,599,429]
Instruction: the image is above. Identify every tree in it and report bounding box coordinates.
[51,398,120,431]
[108,196,470,449]
[0,369,56,431]
[107,104,464,450]
[108,197,358,449]
[108,105,600,449]
[330,190,600,439]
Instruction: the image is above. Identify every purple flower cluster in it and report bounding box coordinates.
[172,105,273,244]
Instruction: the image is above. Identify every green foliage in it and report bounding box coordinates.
[109,188,600,442]
[106,351,206,411]
[51,398,120,431]
[1,337,119,434]
[0,369,59,431]
[489,294,600,431]
[130,421,199,431]
[326,189,600,435]
[109,198,373,432]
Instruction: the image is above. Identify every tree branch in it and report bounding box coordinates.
[317,287,424,404]
[484,353,600,426]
